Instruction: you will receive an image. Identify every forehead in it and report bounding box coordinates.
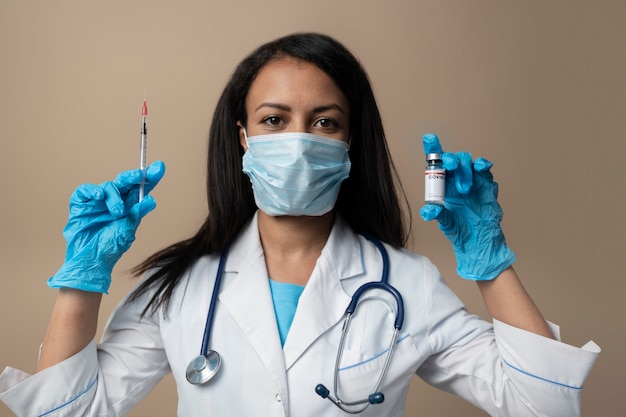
[246,57,348,109]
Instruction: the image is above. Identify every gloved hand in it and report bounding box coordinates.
[48,161,166,293]
[419,134,515,280]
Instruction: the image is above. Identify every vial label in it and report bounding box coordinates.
[425,169,445,204]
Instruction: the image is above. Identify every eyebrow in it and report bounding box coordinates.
[254,102,346,114]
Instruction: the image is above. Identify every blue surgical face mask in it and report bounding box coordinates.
[241,130,351,216]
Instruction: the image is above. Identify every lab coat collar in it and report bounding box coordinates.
[283,215,363,368]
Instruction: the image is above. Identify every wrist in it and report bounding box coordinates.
[48,261,113,294]
[456,245,516,281]
[476,268,554,339]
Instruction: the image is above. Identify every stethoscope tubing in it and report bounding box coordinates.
[346,281,404,330]
[316,234,405,413]
[200,247,230,357]
[352,234,404,330]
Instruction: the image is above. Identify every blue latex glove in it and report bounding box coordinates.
[420,134,516,280]
[48,161,166,293]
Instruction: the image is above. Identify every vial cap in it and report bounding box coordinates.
[426,153,442,161]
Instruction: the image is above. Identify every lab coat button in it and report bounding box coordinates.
[274,393,282,402]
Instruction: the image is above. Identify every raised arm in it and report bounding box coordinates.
[38,161,166,371]
[420,134,553,338]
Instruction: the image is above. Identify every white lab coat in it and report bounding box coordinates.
[0,213,600,417]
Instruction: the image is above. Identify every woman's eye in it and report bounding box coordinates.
[263,116,284,126]
[314,118,337,129]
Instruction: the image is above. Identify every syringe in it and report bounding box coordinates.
[139,96,148,202]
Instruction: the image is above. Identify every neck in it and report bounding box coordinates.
[257,211,335,285]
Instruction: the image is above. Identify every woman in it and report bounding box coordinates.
[0,33,599,417]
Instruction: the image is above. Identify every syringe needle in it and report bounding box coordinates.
[139,96,148,202]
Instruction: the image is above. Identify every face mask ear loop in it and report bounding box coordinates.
[238,123,250,148]
[243,127,250,147]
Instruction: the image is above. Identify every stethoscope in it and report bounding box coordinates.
[185,235,405,415]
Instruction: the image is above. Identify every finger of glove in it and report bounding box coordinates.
[442,152,459,170]
[419,204,443,222]
[422,133,443,155]
[421,203,462,239]
[71,183,105,204]
[473,156,493,179]
[113,168,144,195]
[142,160,166,195]
[100,181,126,218]
[67,184,108,219]
[432,205,458,236]
[128,194,157,224]
[473,157,494,173]
[451,152,473,195]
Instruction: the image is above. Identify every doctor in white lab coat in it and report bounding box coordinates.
[0,33,600,417]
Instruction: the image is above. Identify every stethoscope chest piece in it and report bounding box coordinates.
[186,351,221,385]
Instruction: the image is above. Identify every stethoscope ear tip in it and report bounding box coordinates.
[368,392,385,404]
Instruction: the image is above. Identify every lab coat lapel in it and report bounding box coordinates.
[218,215,289,400]
[283,217,363,369]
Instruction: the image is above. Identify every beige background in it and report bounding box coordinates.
[1,1,623,416]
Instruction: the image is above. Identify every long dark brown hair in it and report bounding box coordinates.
[128,32,411,316]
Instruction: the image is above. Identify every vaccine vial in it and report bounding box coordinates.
[425,153,445,204]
